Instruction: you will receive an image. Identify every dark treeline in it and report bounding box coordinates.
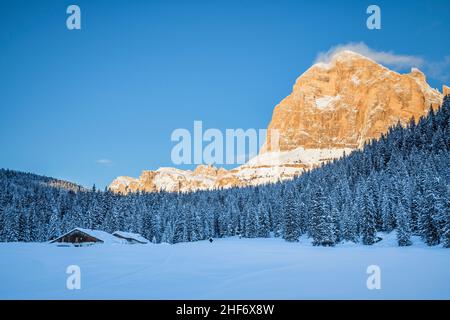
[1,97,450,247]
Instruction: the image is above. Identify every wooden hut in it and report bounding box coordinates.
[50,228,123,245]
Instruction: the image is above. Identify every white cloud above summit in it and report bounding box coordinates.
[315,42,450,83]
[315,42,424,70]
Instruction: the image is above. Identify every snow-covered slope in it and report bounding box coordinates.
[233,147,353,186]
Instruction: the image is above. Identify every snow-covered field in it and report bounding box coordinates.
[0,234,449,299]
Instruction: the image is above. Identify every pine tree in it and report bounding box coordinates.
[330,200,342,243]
[244,205,258,238]
[409,185,422,234]
[358,184,377,245]
[161,221,174,244]
[4,203,19,242]
[442,189,450,248]
[381,182,396,232]
[47,205,61,241]
[191,212,204,241]
[442,212,450,248]
[27,209,40,242]
[111,196,125,232]
[282,186,300,242]
[311,187,335,246]
[172,213,185,244]
[419,175,441,246]
[257,202,270,238]
[218,205,230,238]
[396,202,412,246]
[342,202,358,242]
[17,212,28,242]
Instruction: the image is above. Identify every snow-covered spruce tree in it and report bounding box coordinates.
[172,213,185,244]
[336,178,358,242]
[47,201,61,241]
[154,212,163,243]
[432,126,447,153]
[380,180,396,232]
[161,221,174,244]
[342,202,358,243]
[0,209,5,242]
[433,174,449,236]
[257,202,270,238]
[409,183,422,234]
[282,185,300,242]
[418,174,441,246]
[92,191,106,230]
[396,202,412,246]
[27,208,40,242]
[442,197,450,248]
[112,196,125,232]
[357,183,377,245]
[183,206,196,242]
[202,204,215,240]
[141,209,154,243]
[123,194,139,233]
[191,211,204,241]
[367,173,383,230]
[270,186,284,237]
[330,199,342,243]
[297,199,308,236]
[218,204,230,238]
[17,212,29,242]
[244,204,258,238]
[4,200,20,242]
[438,184,450,247]
[310,186,335,246]
[227,200,239,236]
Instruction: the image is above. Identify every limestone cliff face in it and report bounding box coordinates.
[262,51,442,153]
[109,51,444,194]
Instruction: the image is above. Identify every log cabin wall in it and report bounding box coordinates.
[55,231,102,243]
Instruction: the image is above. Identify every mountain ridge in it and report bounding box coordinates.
[0,168,85,193]
[109,50,445,194]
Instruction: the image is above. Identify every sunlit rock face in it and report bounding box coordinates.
[262,51,442,153]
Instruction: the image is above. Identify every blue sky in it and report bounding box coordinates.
[1,0,449,188]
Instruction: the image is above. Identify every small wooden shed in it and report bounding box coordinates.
[112,231,149,244]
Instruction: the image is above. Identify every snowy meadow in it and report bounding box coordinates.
[0,234,448,300]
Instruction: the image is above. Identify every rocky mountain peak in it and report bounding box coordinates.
[109,52,444,193]
[261,51,442,153]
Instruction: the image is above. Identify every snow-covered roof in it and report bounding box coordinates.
[51,228,125,244]
[112,231,149,244]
